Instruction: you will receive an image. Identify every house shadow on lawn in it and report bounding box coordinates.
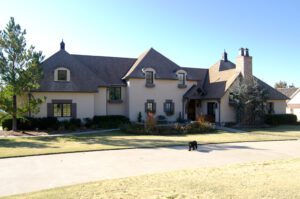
[0,139,58,149]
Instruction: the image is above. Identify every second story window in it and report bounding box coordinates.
[55,67,70,81]
[178,73,185,85]
[57,70,67,81]
[109,87,121,101]
[145,71,154,85]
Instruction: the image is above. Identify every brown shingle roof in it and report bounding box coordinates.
[184,59,289,100]
[73,54,136,86]
[276,88,299,98]
[36,50,103,92]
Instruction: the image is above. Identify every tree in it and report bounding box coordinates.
[0,17,44,131]
[274,81,287,88]
[230,77,268,126]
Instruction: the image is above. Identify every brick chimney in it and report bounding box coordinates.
[236,48,252,79]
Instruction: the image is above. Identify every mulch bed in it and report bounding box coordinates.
[0,130,49,137]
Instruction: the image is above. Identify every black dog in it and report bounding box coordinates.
[188,141,198,151]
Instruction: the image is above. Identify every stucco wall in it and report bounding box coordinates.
[196,100,220,122]
[127,78,196,121]
[32,92,95,119]
[286,91,300,121]
[288,90,300,104]
[94,88,107,115]
[268,100,287,114]
[106,87,127,116]
[220,91,236,123]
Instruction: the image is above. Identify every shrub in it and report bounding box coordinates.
[145,113,156,133]
[1,117,59,131]
[93,115,130,128]
[83,118,93,128]
[69,118,81,128]
[137,112,142,123]
[265,114,297,125]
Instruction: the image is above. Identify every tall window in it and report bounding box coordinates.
[57,70,67,81]
[164,100,174,115]
[109,87,121,101]
[145,71,154,85]
[53,103,71,117]
[267,102,274,114]
[145,100,156,113]
[178,73,186,85]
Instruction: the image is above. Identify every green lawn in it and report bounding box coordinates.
[6,158,300,199]
[0,125,299,158]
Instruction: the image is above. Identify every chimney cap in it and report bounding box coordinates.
[60,39,65,50]
[245,48,249,56]
[239,48,245,56]
[222,50,228,61]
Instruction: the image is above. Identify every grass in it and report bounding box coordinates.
[5,158,300,199]
[0,125,299,158]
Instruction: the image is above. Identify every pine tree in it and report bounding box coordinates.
[0,17,44,131]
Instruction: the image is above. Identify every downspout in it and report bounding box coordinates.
[182,98,185,120]
[218,99,221,126]
[106,88,108,115]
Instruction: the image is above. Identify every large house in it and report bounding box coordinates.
[277,88,300,121]
[27,41,288,124]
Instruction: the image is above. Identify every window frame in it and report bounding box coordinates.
[57,70,68,81]
[164,100,174,115]
[53,103,72,117]
[145,100,156,113]
[145,71,154,85]
[178,72,186,85]
[108,87,122,101]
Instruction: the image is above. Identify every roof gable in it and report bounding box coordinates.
[37,50,103,92]
[123,48,181,79]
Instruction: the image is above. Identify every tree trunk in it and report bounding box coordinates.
[12,94,17,131]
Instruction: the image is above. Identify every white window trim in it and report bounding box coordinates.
[54,67,71,82]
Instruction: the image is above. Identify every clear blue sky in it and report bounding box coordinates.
[0,0,299,87]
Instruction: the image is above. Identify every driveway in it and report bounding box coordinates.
[1,140,300,197]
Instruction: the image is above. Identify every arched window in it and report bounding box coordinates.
[176,70,187,88]
[54,67,70,81]
[142,67,156,88]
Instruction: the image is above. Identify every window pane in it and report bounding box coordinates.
[178,73,185,85]
[146,71,153,84]
[166,102,171,112]
[109,87,121,100]
[63,104,71,117]
[58,70,67,81]
[53,104,62,117]
[147,102,153,112]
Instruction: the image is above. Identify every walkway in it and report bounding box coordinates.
[1,140,300,197]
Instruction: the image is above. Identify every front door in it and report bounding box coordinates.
[187,100,196,121]
[207,102,216,122]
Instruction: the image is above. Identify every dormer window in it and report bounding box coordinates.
[143,68,155,88]
[57,70,67,81]
[178,73,185,85]
[146,71,154,84]
[177,71,187,88]
[54,67,70,81]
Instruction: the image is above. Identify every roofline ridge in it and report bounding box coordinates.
[71,53,136,60]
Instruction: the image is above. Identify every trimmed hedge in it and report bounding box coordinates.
[1,115,130,131]
[2,117,59,131]
[265,114,297,125]
[92,115,130,128]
